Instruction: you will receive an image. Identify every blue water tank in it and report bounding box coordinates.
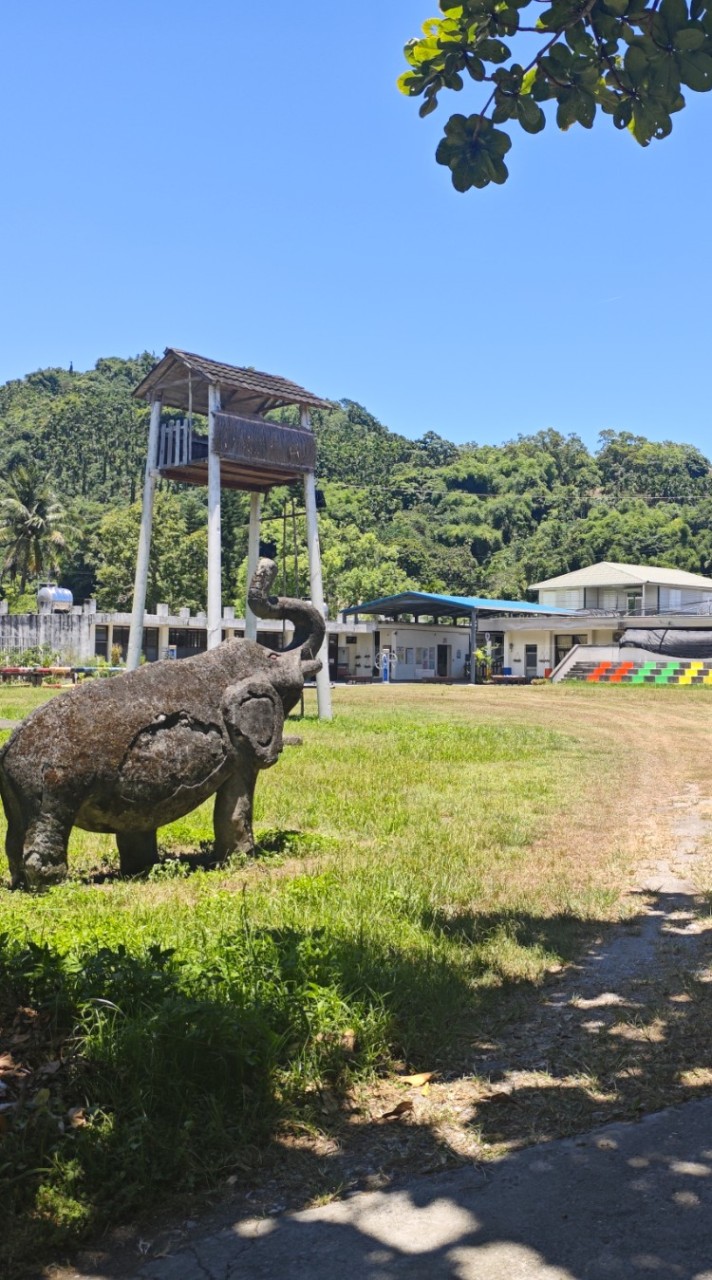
[37,584,73,612]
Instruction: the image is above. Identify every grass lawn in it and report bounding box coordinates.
[0,681,704,1275]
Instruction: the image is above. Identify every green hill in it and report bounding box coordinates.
[1,354,711,614]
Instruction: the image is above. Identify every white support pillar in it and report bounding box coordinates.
[301,408,332,720]
[127,395,162,670]
[469,610,477,684]
[207,384,222,649]
[245,492,262,642]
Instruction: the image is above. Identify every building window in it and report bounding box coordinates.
[626,591,643,616]
[525,644,538,677]
[554,634,588,667]
[416,646,436,671]
[168,629,207,660]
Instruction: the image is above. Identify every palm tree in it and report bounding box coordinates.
[0,462,67,592]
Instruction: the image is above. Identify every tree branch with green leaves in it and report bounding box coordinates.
[398,0,712,189]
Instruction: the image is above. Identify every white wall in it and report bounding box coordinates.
[336,632,374,678]
[659,587,712,611]
[0,611,95,663]
[504,629,549,677]
[496,619,622,676]
[380,624,469,681]
[538,588,584,610]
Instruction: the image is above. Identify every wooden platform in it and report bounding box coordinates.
[157,411,316,491]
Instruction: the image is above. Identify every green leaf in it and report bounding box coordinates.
[516,95,547,132]
[486,124,513,155]
[477,38,511,62]
[677,48,712,88]
[660,0,689,37]
[397,72,421,96]
[493,95,519,121]
[466,56,486,79]
[548,42,573,73]
[674,26,707,48]
[521,66,538,93]
[576,90,597,126]
[625,43,649,85]
[650,50,682,96]
[419,96,440,117]
[602,0,629,16]
[451,159,476,190]
[488,155,510,183]
[613,98,634,126]
[532,69,557,100]
[653,107,674,134]
[629,99,659,142]
[566,21,596,54]
[556,89,580,129]
[496,7,521,32]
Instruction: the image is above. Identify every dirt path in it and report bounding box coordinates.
[393,690,712,1161]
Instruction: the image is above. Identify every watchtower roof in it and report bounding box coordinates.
[132,348,332,416]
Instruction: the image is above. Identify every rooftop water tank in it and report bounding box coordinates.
[37,584,73,612]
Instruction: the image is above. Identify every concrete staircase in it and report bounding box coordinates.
[562,658,712,685]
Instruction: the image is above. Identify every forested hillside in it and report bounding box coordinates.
[1,353,711,615]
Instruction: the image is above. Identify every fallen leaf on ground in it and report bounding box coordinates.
[40,1060,61,1076]
[381,1100,414,1121]
[67,1107,88,1128]
[0,1054,17,1073]
[399,1072,436,1087]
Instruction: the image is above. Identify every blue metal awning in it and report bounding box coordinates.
[342,590,575,619]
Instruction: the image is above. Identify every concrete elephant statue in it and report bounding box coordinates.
[0,559,324,889]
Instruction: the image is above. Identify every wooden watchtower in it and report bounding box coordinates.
[127,348,332,719]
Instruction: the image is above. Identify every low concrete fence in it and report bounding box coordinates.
[0,611,95,664]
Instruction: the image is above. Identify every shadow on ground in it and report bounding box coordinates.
[2,891,711,1278]
[125,1100,712,1279]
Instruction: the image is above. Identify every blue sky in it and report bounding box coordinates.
[1,1,710,453]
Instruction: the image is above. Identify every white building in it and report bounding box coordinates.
[7,560,712,684]
[531,561,712,616]
[488,562,712,679]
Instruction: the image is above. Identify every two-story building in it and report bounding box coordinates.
[485,562,712,679]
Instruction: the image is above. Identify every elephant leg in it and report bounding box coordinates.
[116,830,159,878]
[0,769,29,889]
[213,759,260,864]
[22,798,73,890]
[5,811,26,890]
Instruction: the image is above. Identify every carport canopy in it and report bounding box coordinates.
[341,591,575,683]
[342,590,575,623]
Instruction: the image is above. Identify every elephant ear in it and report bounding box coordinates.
[221,677,284,766]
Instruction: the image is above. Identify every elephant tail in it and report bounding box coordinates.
[247,558,325,661]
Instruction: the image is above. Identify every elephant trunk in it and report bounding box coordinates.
[247,558,325,661]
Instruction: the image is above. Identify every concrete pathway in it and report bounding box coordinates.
[63,1097,712,1280]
